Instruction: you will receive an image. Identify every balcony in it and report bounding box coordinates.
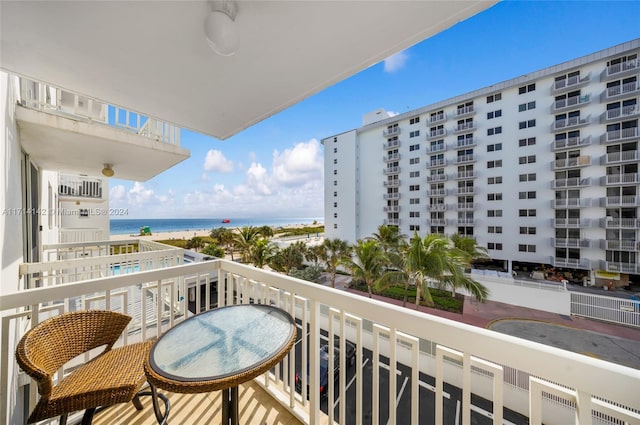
[427,144,446,153]
[427,128,447,139]
[553,257,591,270]
[456,218,475,226]
[59,228,105,244]
[59,174,104,200]
[383,126,401,137]
[552,238,591,248]
[457,202,476,210]
[384,206,400,213]
[455,137,477,148]
[455,170,477,180]
[603,217,640,228]
[601,239,639,251]
[427,158,447,168]
[601,59,639,81]
[457,186,475,195]
[455,105,475,117]
[604,195,640,207]
[428,113,446,124]
[383,166,400,175]
[603,261,640,274]
[383,153,400,162]
[426,204,447,212]
[551,73,590,93]
[383,179,401,187]
[552,218,590,228]
[603,173,639,185]
[455,154,475,164]
[552,155,591,170]
[426,173,448,182]
[426,219,448,226]
[426,189,447,196]
[383,193,400,200]
[16,77,189,181]
[601,104,640,122]
[3,259,638,425]
[384,139,401,150]
[453,122,476,134]
[601,127,640,144]
[383,218,400,226]
[552,135,592,151]
[551,115,590,131]
[552,177,590,189]
[601,150,639,164]
[601,81,640,101]
[552,198,591,208]
[552,94,591,112]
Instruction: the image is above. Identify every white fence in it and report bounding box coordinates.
[571,292,640,328]
[2,260,639,425]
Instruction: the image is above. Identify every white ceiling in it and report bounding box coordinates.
[1,1,497,140]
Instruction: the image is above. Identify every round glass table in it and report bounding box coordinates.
[145,304,297,425]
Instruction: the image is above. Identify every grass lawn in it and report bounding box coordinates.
[350,281,464,313]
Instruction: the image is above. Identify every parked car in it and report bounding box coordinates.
[295,336,356,396]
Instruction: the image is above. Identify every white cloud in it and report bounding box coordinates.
[203,149,234,173]
[110,184,126,201]
[128,182,156,206]
[201,173,209,181]
[272,139,323,187]
[384,50,409,73]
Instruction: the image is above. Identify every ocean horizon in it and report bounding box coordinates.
[110,217,324,235]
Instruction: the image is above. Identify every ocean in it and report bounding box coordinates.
[109,218,324,235]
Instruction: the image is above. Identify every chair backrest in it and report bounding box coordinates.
[16,310,132,397]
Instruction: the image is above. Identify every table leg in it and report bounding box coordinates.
[221,387,239,425]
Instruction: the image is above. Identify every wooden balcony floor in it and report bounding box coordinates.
[94,380,304,425]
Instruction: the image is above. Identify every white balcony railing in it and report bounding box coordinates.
[58,228,104,244]
[604,81,640,98]
[426,173,447,182]
[602,150,639,164]
[59,174,103,199]
[553,94,590,111]
[552,73,590,91]
[605,59,639,77]
[553,155,590,169]
[2,260,639,425]
[18,77,181,145]
[604,104,639,121]
[603,127,639,143]
[553,135,591,150]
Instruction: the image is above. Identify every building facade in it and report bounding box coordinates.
[323,39,640,286]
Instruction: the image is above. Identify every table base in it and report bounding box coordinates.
[221,387,239,425]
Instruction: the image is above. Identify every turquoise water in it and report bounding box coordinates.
[110,217,323,235]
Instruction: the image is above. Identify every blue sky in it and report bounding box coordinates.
[110,0,640,220]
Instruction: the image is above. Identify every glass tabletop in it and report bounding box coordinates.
[149,304,296,382]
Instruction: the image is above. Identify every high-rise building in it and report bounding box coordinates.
[323,39,639,286]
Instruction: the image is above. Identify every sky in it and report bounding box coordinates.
[109,0,640,220]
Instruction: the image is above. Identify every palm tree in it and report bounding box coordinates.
[451,233,489,265]
[258,225,274,239]
[321,238,352,288]
[250,238,277,269]
[305,244,325,267]
[186,236,205,252]
[233,226,261,263]
[210,227,235,260]
[370,224,407,254]
[344,239,386,298]
[270,242,305,274]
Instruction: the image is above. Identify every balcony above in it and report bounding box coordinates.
[427,144,446,153]
[601,149,639,164]
[552,238,590,248]
[600,58,639,82]
[455,105,475,117]
[383,153,400,162]
[428,113,446,124]
[552,177,591,189]
[552,198,591,208]
[455,170,477,180]
[426,173,448,182]
[553,257,591,270]
[453,122,476,134]
[603,195,640,207]
[552,135,592,151]
[456,218,475,226]
[383,179,401,187]
[383,166,400,175]
[552,218,590,228]
[601,127,640,144]
[58,174,104,201]
[602,173,639,185]
[383,126,401,137]
[457,186,476,195]
[427,158,447,168]
[455,154,476,164]
[552,155,591,170]
[383,139,401,150]
[551,73,591,94]
[455,137,477,149]
[427,128,447,140]
[427,204,447,212]
[603,217,640,228]
[383,193,400,200]
[601,239,639,252]
[600,104,640,123]
[457,202,476,210]
[551,115,590,132]
[383,206,400,213]
[552,94,591,112]
[427,188,447,196]
[601,81,640,101]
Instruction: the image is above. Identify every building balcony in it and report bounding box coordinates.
[383,193,400,200]
[552,155,591,170]
[601,104,640,123]
[2,259,639,425]
[384,139,401,150]
[455,137,477,149]
[426,204,447,212]
[427,144,446,153]
[602,173,639,185]
[455,170,477,180]
[552,94,591,112]
[383,218,401,226]
[456,218,475,226]
[455,154,475,164]
[601,81,640,101]
[383,126,401,137]
[601,58,639,81]
[551,73,591,93]
[457,202,476,210]
[455,105,475,117]
[552,238,590,248]
[383,166,400,175]
[552,198,591,208]
[552,135,592,151]
[426,189,447,196]
[601,127,640,144]
[427,128,447,139]
[58,228,105,244]
[428,113,446,124]
[602,217,640,228]
[426,173,448,182]
[427,158,447,168]
[383,179,401,187]
[453,122,476,134]
[604,195,640,207]
[601,150,639,164]
[457,186,475,195]
[16,77,189,181]
[383,153,400,162]
[602,260,640,274]
[59,174,104,200]
[426,219,448,226]
[552,218,590,228]
[551,115,590,131]
[384,206,400,213]
[553,257,591,270]
[552,177,591,189]
[601,239,639,252]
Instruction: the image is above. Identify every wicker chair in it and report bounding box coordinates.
[15,310,166,425]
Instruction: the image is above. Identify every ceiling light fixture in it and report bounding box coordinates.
[101,164,115,177]
[204,0,238,56]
